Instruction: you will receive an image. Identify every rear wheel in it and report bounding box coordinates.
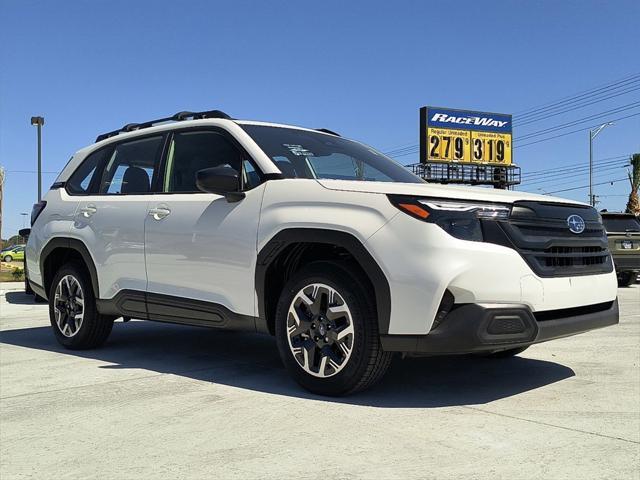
[49,263,114,349]
[275,262,392,396]
[3,255,12,263]
[482,346,529,358]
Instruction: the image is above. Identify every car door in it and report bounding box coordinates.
[144,128,264,328]
[72,134,166,302]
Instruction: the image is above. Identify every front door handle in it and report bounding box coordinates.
[148,207,171,220]
[79,205,97,218]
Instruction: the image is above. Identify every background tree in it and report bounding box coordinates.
[626,153,640,215]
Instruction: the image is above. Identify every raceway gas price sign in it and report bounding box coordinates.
[420,107,512,165]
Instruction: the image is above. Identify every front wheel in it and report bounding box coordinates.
[3,255,12,263]
[25,276,34,295]
[49,262,114,349]
[275,262,392,396]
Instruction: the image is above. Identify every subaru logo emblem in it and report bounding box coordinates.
[567,215,586,234]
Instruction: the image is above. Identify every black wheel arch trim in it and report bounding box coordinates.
[255,228,392,335]
[40,237,100,300]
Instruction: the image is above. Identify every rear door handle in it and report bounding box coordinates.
[148,206,171,220]
[79,205,97,218]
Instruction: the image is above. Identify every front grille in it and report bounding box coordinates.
[484,201,613,277]
[539,246,608,268]
[515,224,603,238]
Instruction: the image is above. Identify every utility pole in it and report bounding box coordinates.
[30,116,45,201]
[0,166,4,243]
[589,122,614,207]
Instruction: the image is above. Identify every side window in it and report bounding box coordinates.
[66,148,109,195]
[98,136,164,194]
[163,131,243,193]
[242,160,261,189]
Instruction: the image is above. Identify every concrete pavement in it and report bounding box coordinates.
[1,283,638,479]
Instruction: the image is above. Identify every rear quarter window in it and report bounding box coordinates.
[66,148,110,195]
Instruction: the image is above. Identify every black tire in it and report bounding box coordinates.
[34,294,47,303]
[483,346,529,358]
[48,262,114,349]
[3,255,12,263]
[618,271,635,287]
[24,277,34,295]
[275,261,392,396]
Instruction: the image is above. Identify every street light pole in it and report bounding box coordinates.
[30,116,45,202]
[589,122,613,207]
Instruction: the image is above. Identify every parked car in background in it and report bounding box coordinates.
[1,245,25,263]
[601,212,640,286]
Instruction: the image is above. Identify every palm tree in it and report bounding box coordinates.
[626,153,640,215]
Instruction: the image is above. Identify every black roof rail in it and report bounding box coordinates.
[315,128,341,137]
[95,109,233,142]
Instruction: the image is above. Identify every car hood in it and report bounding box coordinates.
[315,179,586,206]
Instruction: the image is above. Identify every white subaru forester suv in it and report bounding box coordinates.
[24,110,619,396]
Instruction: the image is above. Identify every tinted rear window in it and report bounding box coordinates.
[602,216,640,232]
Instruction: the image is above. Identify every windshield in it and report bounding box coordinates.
[602,216,640,232]
[241,125,423,184]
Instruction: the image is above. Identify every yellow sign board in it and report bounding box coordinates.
[421,107,513,166]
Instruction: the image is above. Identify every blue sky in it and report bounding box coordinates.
[1,0,639,238]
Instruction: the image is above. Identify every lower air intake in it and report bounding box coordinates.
[487,315,527,335]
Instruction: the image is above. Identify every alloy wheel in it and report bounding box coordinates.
[53,275,85,337]
[286,283,355,378]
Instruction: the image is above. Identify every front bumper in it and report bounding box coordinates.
[366,211,619,335]
[380,299,619,354]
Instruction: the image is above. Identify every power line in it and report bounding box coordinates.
[522,164,627,185]
[512,72,640,116]
[513,85,640,127]
[4,170,59,174]
[523,165,628,190]
[540,177,628,194]
[515,102,640,142]
[514,111,640,149]
[384,144,420,156]
[521,154,630,176]
[522,162,627,182]
[378,141,418,153]
[386,146,419,157]
[513,79,640,123]
[521,157,630,181]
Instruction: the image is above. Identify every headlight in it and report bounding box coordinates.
[388,196,510,242]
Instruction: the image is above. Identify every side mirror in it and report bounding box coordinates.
[19,228,31,238]
[195,166,245,202]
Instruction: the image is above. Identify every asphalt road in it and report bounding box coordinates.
[1,283,638,480]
